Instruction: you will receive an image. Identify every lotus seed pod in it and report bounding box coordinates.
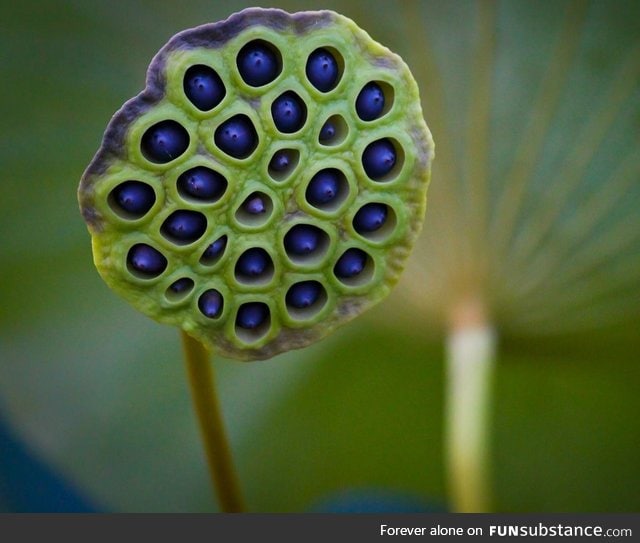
[78,7,434,361]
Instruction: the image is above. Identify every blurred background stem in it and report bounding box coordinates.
[445,299,496,512]
[181,331,245,513]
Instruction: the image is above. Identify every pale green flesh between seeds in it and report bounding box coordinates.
[78,8,434,361]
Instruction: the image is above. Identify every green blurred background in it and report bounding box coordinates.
[0,0,638,512]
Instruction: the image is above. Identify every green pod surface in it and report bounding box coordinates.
[78,8,434,360]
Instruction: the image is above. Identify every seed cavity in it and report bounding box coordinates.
[141,120,189,164]
[214,115,258,159]
[355,81,393,121]
[108,180,155,219]
[283,224,330,266]
[353,203,397,243]
[306,47,342,92]
[305,168,349,213]
[333,248,374,287]
[268,148,300,182]
[200,235,228,266]
[271,91,307,134]
[183,65,226,111]
[353,203,388,233]
[318,114,348,146]
[235,302,271,343]
[160,210,207,245]
[198,289,224,318]
[237,40,281,87]
[362,138,403,181]
[177,166,227,203]
[166,277,195,302]
[285,281,327,321]
[235,248,274,285]
[235,192,274,228]
[126,244,167,279]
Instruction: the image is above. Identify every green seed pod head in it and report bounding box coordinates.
[78,8,434,360]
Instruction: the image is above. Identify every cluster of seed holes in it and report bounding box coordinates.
[120,37,408,343]
[177,166,228,203]
[305,168,349,213]
[352,202,397,243]
[318,115,348,146]
[352,80,402,182]
[235,191,274,228]
[268,148,300,182]
[280,223,332,319]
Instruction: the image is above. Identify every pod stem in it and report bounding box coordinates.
[181,330,245,513]
[445,300,496,512]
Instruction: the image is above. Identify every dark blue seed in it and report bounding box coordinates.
[356,82,385,121]
[183,65,225,111]
[161,210,207,243]
[235,248,271,278]
[177,167,227,202]
[286,281,323,309]
[284,224,323,256]
[306,48,339,92]
[169,278,194,294]
[214,115,258,159]
[362,139,397,180]
[306,169,341,207]
[269,149,292,172]
[127,244,167,277]
[353,203,388,233]
[271,92,306,133]
[242,194,267,215]
[236,302,269,329]
[202,235,228,262]
[111,181,155,217]
[141,120,189,163]
[319,119,336,143]
[237,41,280,87]
[198,289,223,318]
[334,248,368,279]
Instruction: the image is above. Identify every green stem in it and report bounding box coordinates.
[445,304,496,512]
[181,330,245,512]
